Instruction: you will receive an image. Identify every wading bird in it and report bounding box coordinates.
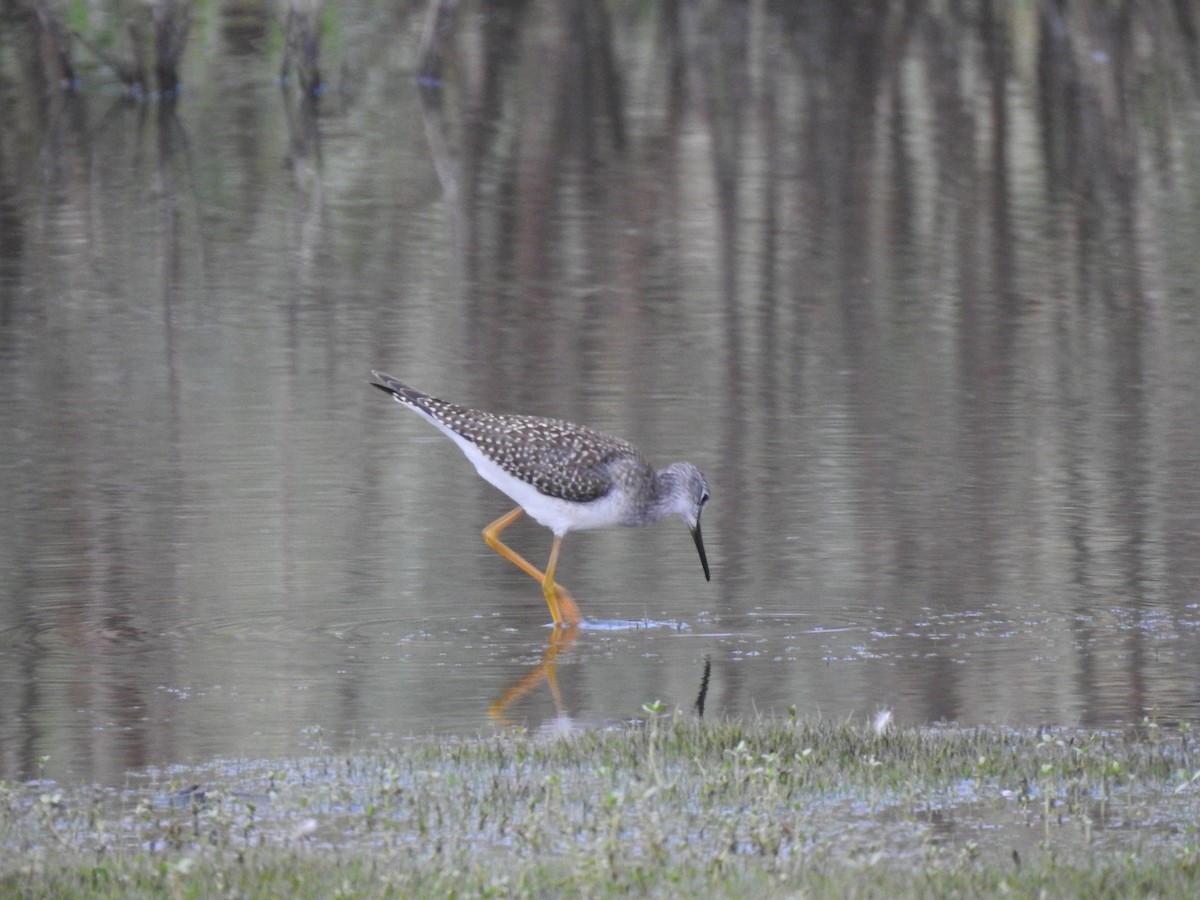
[371,372,710,626]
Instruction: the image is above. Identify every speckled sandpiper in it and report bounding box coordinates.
[371,371,710,627]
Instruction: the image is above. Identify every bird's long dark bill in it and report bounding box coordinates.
[692,520,711,581]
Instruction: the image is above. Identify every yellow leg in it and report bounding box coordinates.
[541,534,570,627]
[482,507,582,626]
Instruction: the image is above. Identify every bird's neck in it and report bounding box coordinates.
[643,467,684,523]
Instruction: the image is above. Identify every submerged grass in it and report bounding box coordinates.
[2,715,1199,897]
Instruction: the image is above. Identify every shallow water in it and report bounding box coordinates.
[2,3,1200,784]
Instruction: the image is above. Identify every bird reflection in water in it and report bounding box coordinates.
[488,624,580,726]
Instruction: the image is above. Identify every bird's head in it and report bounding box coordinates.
[663,462,710,582]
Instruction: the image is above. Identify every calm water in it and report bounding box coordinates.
[2,3,1199,784]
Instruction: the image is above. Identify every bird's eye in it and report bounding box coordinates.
[701,491,709,505]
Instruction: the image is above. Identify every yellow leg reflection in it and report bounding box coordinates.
[482,507,582,626]
[489,624,579,725]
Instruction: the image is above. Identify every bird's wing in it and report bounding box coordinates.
[430,403,641,504]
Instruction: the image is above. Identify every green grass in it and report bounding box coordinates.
[3,715,1199,897]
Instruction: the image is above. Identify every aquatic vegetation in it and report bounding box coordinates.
[2,715,1198,897]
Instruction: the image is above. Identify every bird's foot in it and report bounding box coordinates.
[545,583,582,628]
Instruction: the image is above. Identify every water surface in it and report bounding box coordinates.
[2,3,1199,784]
